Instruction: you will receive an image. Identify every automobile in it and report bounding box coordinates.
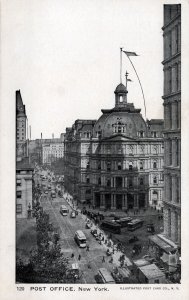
[70,211,76,218]
[44,190,48,194]
[129,236,139,243]
[146,223,155,234]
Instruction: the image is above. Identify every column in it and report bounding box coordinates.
[172,138,177,167]
[122,194,127,209]
[178,100,181,129]
[124,177,127,188]
[134,194,139,209]
[178,213,181,245]
[145,193,148,209]
[171,209,176,242]
[111,194,116,210]
[172,176,177,203]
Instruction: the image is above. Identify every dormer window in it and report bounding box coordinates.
[120,96,123,103]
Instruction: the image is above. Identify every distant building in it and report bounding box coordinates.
[16,90,27,160]
[42,143,64,165]
[64,82,164,210]
[162,4,181,245]
[28,135,64,165]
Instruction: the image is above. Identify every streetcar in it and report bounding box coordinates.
[127,219,144,231]
[100,220,121,234]
[115,217,133,228]
[74,230,87,248]
[60,205,69,216]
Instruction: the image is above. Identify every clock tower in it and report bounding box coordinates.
[16,90,27,160]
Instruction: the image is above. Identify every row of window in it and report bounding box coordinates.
[165,174,180,203]
[164,63,181,95]
[166,139,180,166]
[164,23,181,60]
[16,204,22,214]
[164,101,181,130]
[87,160,158,171]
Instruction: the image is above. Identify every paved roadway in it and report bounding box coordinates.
[40,192,116,283]
[35,171,131,283]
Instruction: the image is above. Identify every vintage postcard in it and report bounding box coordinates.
[0,0,189,299]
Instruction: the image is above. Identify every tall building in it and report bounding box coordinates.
[16,90,27,160]
[64,82,164,210]
[16,90,33,219]
[162,4,181,246]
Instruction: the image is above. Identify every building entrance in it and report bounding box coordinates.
[139,193,146,208]
[116,194,122,209]
[95,193,100,208]
[105,194,111,209]
[127,193,134,209]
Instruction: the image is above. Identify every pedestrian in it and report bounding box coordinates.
[102,256,105,263]
[109,256,113,263]
[71,253,74,258]
[78,254,81,261]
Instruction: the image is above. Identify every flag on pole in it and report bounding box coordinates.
[127,79,132,82]
[123,51,138,56]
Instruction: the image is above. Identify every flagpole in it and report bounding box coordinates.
[120,48,123,83]
[123,52,147,120]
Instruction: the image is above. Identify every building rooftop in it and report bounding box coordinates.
[133,259,150,268]
[114,83,127,94]
[139,263,165,279]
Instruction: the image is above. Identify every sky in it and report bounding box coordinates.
[2,0,168,139]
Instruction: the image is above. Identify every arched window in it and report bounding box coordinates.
[129,162,133,170]
[97,161,101,170]
[86,162,90,169]
[86,176,90,184]
[107,179,111,187]
[118,161,122,170]
[139,178,144,185]
[140,161,144,170]
[98,177,101,185]
[153,161,157,169]
[128,178,133,188]
[153,176,157,184]
[106,161,111,171]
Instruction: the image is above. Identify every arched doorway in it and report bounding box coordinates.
[139,193,146,208]
[105,194,111,209]
[95,193,100,208]
[127,193,134,209]
[116,194,122,209]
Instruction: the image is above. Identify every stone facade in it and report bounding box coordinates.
[64,83,164,211]
[16,159,33,218]
[162,4,181,245]
[16,91,33,219]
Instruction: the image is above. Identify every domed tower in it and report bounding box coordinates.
[114,83,128,108]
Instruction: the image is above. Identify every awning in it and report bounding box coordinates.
[149,235,176,253]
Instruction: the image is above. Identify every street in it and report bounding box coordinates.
[40,191,130,283]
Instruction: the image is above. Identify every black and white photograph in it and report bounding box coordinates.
[1,0,189,298]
